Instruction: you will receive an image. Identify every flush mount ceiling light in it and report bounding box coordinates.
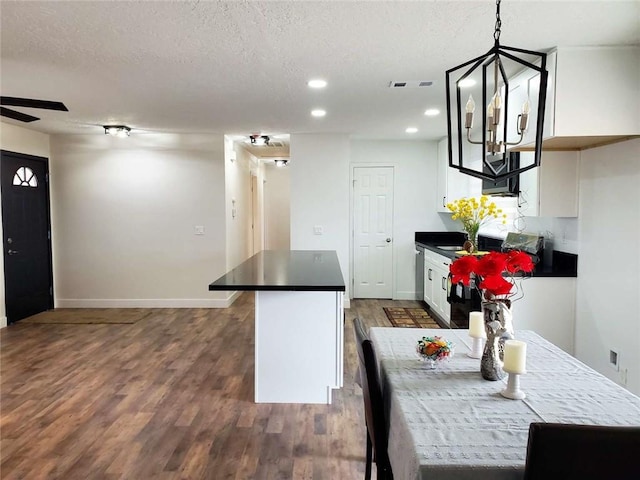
[406,127,418,134]
[307,79,327,89]
[311,109,326,117]
[445,0,548,182]
[103,125,131,137]
[274,159,289,167]
[250,135,270,146]
[424,108,440,117]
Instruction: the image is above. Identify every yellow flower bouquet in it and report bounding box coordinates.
[446,196,506,252]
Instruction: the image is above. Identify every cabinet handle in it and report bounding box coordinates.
[441,277,446,290]
[428,269,432,281]
[442,196,446,207]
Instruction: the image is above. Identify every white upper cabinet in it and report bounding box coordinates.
[517,150,579,217]
[436,137,480,212]
[518,46,640,150]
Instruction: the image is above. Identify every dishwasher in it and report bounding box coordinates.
[415,244,425,301]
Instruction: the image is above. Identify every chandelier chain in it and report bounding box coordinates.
[494,0,502,44]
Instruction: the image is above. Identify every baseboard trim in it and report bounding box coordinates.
[395,291,420,301]
[0,316,7,329]
[56,294,240,309]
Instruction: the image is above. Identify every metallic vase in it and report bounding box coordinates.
[480,299,514,381]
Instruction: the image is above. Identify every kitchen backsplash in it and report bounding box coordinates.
[438,200,578,255]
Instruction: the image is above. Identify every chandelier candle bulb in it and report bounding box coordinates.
[466,94,475,113]
[465,95,475,128]
[503,340,527,374]
[468,312,486,339]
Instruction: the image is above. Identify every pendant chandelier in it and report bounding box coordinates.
[445,0,548,182]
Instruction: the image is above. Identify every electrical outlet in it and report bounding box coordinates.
[194,225,205,235]
[609,349,619,371]
[314,225,323,235]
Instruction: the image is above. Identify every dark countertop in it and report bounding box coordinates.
[208,250,346,292]
[415,232,577,278]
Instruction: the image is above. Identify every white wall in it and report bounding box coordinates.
[0,122,51,326]
[576,138,640,395]
[50,133,228,307]
[350,140,446,299]
[290,134,350,302]
[225,138,257,271]
[264,163,290,250]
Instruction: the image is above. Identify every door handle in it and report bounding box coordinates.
[386,238,391,243]
[8,249,19,255]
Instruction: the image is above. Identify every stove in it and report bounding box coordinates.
[448,232,544,329]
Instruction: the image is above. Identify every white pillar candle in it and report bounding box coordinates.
[468,312,486,339]
[503,340,527,374]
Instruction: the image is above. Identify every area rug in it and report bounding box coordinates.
[383,307,440,329]
[21,308,152,325]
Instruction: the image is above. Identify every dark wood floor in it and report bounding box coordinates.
[1,294,427,479]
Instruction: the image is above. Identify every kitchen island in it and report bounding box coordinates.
[209,250,346,404]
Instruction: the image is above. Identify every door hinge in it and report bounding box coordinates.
[46,173,49,183]
[49,286,53,296]
[48,230,51,240]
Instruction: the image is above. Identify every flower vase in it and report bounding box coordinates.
[464,224,480,253]
[480,299,514,381]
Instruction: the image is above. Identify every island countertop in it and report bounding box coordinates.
[208,250,346,292]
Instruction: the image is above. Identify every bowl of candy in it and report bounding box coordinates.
[416,336,454,369]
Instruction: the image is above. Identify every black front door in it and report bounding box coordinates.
[1,150,53,324]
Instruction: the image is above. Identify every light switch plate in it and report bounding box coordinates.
[195,225,205,235]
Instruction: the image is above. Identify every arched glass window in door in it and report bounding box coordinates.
[12,166,38,187]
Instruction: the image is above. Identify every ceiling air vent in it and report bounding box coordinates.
[268,141,285,148]
[389,80,434,88]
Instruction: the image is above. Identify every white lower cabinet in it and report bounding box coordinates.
[424,250,451,326]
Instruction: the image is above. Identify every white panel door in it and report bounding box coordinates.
[353,166,394,298]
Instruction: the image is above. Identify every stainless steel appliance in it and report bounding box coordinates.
[415,244,425,301]
[502,231,544,265]
[482,152,520,196]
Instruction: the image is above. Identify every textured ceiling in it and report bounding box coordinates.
[1,1,638,145]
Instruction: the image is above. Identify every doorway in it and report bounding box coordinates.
[352,166,394,299]
[1,150,54,323]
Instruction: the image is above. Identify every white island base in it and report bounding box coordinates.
[255,290,344,404]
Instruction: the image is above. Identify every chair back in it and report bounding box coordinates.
[524,422,640,480]
[353,318,391,476]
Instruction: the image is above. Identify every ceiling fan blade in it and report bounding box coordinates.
[0,96,68,111]
[0,107,40,123]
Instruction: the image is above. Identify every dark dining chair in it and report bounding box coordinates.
[523,422,640,480]
[353,318,393,480]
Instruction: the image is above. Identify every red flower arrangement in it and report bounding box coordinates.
[450,251,535,299]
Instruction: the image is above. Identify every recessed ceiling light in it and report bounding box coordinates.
[424,108,440,117]
[458,78,476,88]
[406,127,418,134]
[311,109,326,117]
[308,79,327,89]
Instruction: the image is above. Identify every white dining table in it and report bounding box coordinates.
[369,327,640,480]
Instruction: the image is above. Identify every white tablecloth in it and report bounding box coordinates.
[369,328,640,480]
